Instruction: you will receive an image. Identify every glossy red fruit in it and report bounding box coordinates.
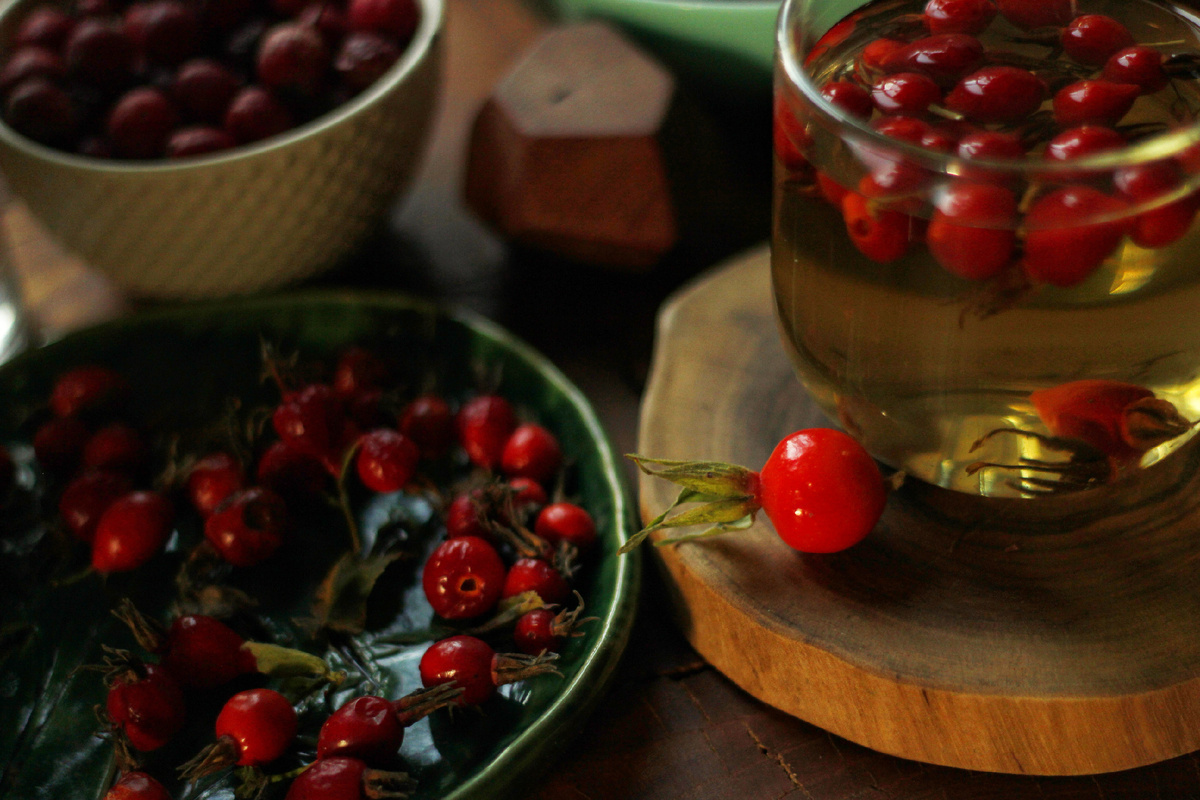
[816,171,849,206]
[107,87,180,159]
[418,635,496,704]
[1022,186,1129,287]
[534,502,596,549]
[502,558,569,604]
[400,395,455,458]
[335,31,401,92]
[943,66,1045,123]
[106,662,186,751]
[257,439,328,498]
[0,47,65,96]
[927,182,1016,280]
[871,72,940,115]
[879,33,983,85]
[1115,161,1199,249]
[509,476,548,512]
[161,614,255,688]
[1102,46,1167,94]
[64,19,135,88]
[272,383,348,471]
[204,486,288,567]
[285,757,370,800]
[841,191,912,263]
[32,415,88,474]
[923,0,996,34]
[82,423,147,473]
[773,93,809,173]
[860,37,905,72]
[215,688,297,767]
[167,125,237,157]
[256,22,330,94]
[819,80,872,119]
[172,58,241,123]
[300,2,349,44]
[187,452,245,517]
[1061,15,1132,67]
[224,85,293,143]
[92,491,175,573]
[356,429,419,493]
[421,535,506,619]
[15,6,76,50]
[316,696,402,763]
[756,429,885,553]
[4,77,74,146]
[346,0,419,41]
[332,346,388,397]
[59,470,133,543]
[996,0,1074,30]
[1044,125,1124,162]
[500,423,561,485]
[1053,80,1139,127]
[444,490,491,540]
[456,394,517,471]
[137,0,201,64]
[513,608,560,655]
[806,13,856,68]
[104,771,172,800]
[954,130,1024,181]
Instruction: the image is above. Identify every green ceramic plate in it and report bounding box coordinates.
[0,291,640,800]
[547,0,780,90]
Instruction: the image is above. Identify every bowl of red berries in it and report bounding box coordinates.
[0,0,443,298]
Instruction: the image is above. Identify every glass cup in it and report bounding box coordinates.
[772,0,1200,498]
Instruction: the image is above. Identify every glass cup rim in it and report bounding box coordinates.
[775,0,1200,177]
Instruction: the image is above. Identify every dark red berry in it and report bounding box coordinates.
[502,558,569,605]
[927,181,1016,280]
[316,696,401,763]
[346,0,419,41]
[214,688,297,766]
[444,490,491,540]
[77,0,115,17]
[59,470,134,543]
[421,535,506,619]
[332,346,388,398]
[256,439,327,498]
[204,486,288,567]
[509,476,548,511]
[513,608,559,655]
[1023,186,1129,287]
[400,394,455,458]
[32,416,88,474]
[299,2,349,45]
[105,771,172,800]
[356,428,419,493]
[1052,80,1139,128]
[256,22,330,95]
[871,72,940,115]
[223,85,293,143]
[141,0,201,64]
[166,125,236,156]
[456,394,517,471]
[64,19,135,88]
[773,93,809,173]
[106,662,186,751]
[5,78,75,146]
[1061,15,1132,67]
[284,758,381,800]
[50,365,128,419]
[107,87,179,159]
[500,423,561,485]
[82,423,147,473]
[534,502,596,549]
[92,491,174,573]
[943,66,1045,123]
[841,191,913,263]
[0,47,65,97]
[1115,161,1199,249]
[1044,125,1124,162]
[819,80,872,119]
[160,614,255,688]
[272,383,347,471]
[14,6,76,51]
[954,130,1024,181]
[334,31,401,92]
[1102,46,1167,94]
[172,58,241,123]
[860,37,905,72]
[187,452,245,517]
[996,0,1073,30]
[418,635,496,704]
[880,33,984,85]
[923,0,996,35]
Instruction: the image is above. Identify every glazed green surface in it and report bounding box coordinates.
[0,291,639,800]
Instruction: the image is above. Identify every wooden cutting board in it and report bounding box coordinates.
[636,243,1200,776]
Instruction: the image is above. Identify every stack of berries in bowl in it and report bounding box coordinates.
[0,0,419,158]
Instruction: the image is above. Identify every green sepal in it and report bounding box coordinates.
[626,454,757,499]
[618,486,759,555]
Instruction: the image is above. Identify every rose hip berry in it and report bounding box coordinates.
[32,416,88,474]
[419,634,559,705]
[871,72,941,116]
[82,423,148,473]
[204,486,288,566]
[841,191,913,263]
[1061,15,1133,67]
[927,181,1017,280]
[256,22,330,95]
[819,80,872,119]
[105,661,186,752]
[315,684,461,763]
[92,491,175,573]
[346,0,419,41]
[104,771,171,800]
[335,32,402,92]
[356,429,419,493]
[256,439,328,498]
[943,66,1046,123]
[502,557,569,605]
[513,605,590,656]
[444,490,492,540]
[1102,46,1168,94]
[1115,161,1199,248]
[534,502,597,550]
[500,423,562,485]
[1045,125,1125,162]
[172,59,241,123]
[284,756,416,800]
[15,6,75,50]
[5,78,74,146]
[879,33,984,85]
[1022,186,1130,287]
[923,0,996,35]
[0,47,65,96]
[1052,80,1139,127]
[185,451,245,520]
[456,394,517,471]
[996,0,1074,30]
[224,85,293,143]
[421,535,506,619]
[51,366,128,420]
[400,394,455,458]
[60,470,134,543]
[63,19,135,88]
[184,688,297,775]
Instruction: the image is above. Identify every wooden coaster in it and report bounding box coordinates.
[637,243,1200,776]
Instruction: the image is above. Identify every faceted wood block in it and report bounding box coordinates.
[464,22,678,269]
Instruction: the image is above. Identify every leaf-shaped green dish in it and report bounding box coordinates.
[0,290,640,800]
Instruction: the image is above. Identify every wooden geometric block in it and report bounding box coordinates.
[464,22,678,269]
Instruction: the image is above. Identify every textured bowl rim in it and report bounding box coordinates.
[0,0,445,172]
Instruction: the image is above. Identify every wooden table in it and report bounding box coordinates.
[6,1,1200,796]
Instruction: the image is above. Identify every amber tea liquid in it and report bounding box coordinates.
[774,0,1200,496]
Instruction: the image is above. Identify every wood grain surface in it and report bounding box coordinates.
[637,244,1200,776]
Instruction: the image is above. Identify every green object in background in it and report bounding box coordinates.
[0,291,640,800]
[547,0,780,90]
